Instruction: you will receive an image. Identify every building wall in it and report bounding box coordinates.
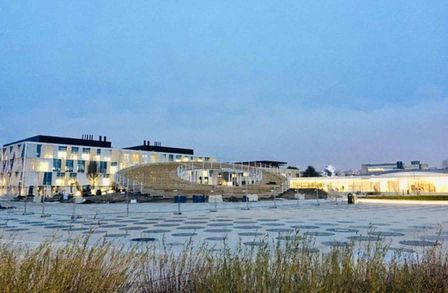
[0,141,215,196]
[289,172,448,195]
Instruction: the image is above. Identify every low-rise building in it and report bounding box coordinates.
[289,170,448,195]
[361,160,429,175]
[0,135,215,196]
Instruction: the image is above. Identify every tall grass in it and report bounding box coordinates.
[0,237,138,292]
[0,234,447,292]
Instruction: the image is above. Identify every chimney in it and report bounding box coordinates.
[99,135,102,141]
[143,140,146,146]
[104,136,107,142]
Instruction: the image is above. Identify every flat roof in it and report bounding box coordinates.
[123,144,194,155]
[233,160,287,167]
[3,135,112,148]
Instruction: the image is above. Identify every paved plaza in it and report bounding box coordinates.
[1,199,447,253]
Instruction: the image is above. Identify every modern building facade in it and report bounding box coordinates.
[361,161,429,175]
[289,170,448,195]
[0,135,215,197]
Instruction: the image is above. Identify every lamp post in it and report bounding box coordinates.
[210,189,217,212]
[125,179,130,217]
[174,189,182,215]
[41,194,50,218]
[241,176,250,210]
[271,189,277,209]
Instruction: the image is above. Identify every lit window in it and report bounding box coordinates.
[77,160,85,173]
[36,144,42,158]
[66,160,74,172]
[53,159,62,172]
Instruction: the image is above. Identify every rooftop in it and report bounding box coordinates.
[3,135,111,148]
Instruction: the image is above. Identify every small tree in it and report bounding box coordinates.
[302,166,320,177]
[87,161,99,190]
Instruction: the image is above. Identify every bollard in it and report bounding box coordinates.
[41,197,51,218]
[174,200,182,215]
[71,200,77,221]
[241,195,250,210]
[272,193,278,209]
[210,198,218,212]
[23,198,33,215]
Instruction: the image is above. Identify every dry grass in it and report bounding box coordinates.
[0,237,138,293]
[0,234,447,292]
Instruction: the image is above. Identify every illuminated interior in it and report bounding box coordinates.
[289,172,448,195]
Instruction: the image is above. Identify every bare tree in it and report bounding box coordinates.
[87,161,99,190]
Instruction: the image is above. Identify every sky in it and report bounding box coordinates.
[0,1,447,170]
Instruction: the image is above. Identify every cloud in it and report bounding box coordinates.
[2,92,446,171]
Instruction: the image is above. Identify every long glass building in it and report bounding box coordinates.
[289,171,448,195]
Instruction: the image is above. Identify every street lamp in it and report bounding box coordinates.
[210,189,217,212]
[271,189,277,209]
[173,189,182,215]
[241,176,250,210]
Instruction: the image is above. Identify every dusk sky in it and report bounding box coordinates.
[1,1,447,170]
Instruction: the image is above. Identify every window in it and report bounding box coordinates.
[58,146,67,151]
[99,161,107,174]
[56,172,65,177]
[36,144,42,158]
[53,159,62,172]
[82,148,90,153]
[111,161,118,166]
[43,172,52,185]
[77,160,85,172]
[96,149,101,155]
[71,147,79,153]
[66,160,74,172]
[69,172,77,178]
[169,154,174,161]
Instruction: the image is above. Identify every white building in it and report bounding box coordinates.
[0,135,215,197]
